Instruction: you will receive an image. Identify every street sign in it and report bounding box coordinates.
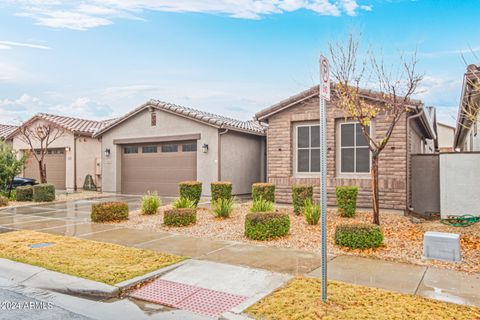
[320,55,331,101]
[319,55,329,302]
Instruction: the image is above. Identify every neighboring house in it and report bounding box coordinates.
[0,124,17,145]
[454,64,480,151]
[7,113,110,191]
[437,122,456,152]
[93,100,265,196]
[255,85,436,212]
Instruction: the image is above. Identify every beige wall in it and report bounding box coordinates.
[75,136,102,188]
[437,123,455,152]
[220,131,264,195]
[11,119,101,191]
[100,108,220,195]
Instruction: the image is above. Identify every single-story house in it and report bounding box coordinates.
[436,122,456,152]
[93,100,265,196]
[454,64,480,151]
[255,85,437,212]
[7,113,110,191]
[0,124,17,145]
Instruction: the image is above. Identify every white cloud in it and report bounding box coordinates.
[0,40,50,50]
[51,97,113,118]
[10,0,372,30]
[0,93,44,123]
[0,63,31,83]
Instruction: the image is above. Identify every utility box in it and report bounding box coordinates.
[423,231,461,262]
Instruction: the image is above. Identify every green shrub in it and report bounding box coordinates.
[303,199,320,225]
[252,183,275,203]
[0,195,8,207]
[212,198,234,218]
[172,197,196,209]
[91,202,129,222]
[334,223,383,249]
[292,185,313,215]
[336,186,359,217]
[32,184,55,202]
[211,181,232,201]
[16,186,32,201]
[6,189,16,201]
[250,198,274,213]
[164,208,196,226]
[245,212,290,240]
[179,181,202,207]
[141,191,161,215]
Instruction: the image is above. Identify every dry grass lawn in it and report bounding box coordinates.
[247,277,480,320]
[0,230,184,285]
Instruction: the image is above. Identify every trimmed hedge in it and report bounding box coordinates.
[245,212,290,240]
[334,223,383,249]
[179,181,202,207]
[16,186,33,201]
[0,195,8,207]
[164,208,197,226]
[91,202,129,222]
[211,182,232,201]
[252,183,275,203]
[336,186,359,217]
[32,184,55,202]
[292,185,313,215]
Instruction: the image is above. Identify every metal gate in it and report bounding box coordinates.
[410,154,440,217]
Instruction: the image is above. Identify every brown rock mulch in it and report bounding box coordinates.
[111,202,479,274]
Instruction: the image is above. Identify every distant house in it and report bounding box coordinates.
[0,124,18,145]
[255,85,436,212]
[454,64,480,151]
[93,100,265,196]
[7,113,111,191]
[437,122,455,152]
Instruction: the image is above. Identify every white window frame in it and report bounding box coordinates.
[337,121,372,177]
[293,122,320,177]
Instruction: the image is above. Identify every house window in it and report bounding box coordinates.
[295,124,320,173]
[124,146,138,154]
[151,111,157,126]
[339,122,370,173]
[142,146,157,153]
[182,143,197,152]
[161,144,178,153]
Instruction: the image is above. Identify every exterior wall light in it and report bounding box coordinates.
[202,144,209,153]
[65,147,71,152]
[104,148,111,157]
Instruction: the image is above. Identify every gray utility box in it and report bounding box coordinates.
[423,231,461,262]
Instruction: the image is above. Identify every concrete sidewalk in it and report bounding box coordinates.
[0,199,479,308]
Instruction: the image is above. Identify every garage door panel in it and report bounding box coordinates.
[121,142,197,195]
[23,149,66,190]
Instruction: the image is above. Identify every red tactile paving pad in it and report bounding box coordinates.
[130,279,247,317]
[130,279,200,307]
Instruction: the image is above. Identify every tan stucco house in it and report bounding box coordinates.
[0,124,17,146]
[7,113,110,191]
[437,122,455,152]
[255,85,436,212]
[93,100,265,196]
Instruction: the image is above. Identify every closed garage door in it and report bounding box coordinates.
[121,141,197,196]
[24,148,66,190]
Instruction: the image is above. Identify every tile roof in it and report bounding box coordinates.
[0,124,18,139]
[7,113,115,139]
[94,100,266,137]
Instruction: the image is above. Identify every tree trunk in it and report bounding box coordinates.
[371,154,380,225]
[38,160,47,183]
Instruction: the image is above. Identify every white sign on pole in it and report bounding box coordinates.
[319,55,329,302]
[320,56,331,101]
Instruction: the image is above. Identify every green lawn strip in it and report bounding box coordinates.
[0,230,184,285]
[247,277,480,320]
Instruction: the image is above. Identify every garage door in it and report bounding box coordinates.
[121,141,197,196]
[23,148,66,190]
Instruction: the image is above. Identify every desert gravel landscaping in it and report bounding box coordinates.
[109,202,479,274]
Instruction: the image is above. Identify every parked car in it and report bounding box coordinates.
[8,177,37,190]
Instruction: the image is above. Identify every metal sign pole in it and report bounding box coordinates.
[319,55,329,302]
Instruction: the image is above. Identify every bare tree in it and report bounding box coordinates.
[329,34,423,225]
[456,52,480,138]
[18,122,65,183]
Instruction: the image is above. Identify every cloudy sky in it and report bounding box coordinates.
[0,0,479,126]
